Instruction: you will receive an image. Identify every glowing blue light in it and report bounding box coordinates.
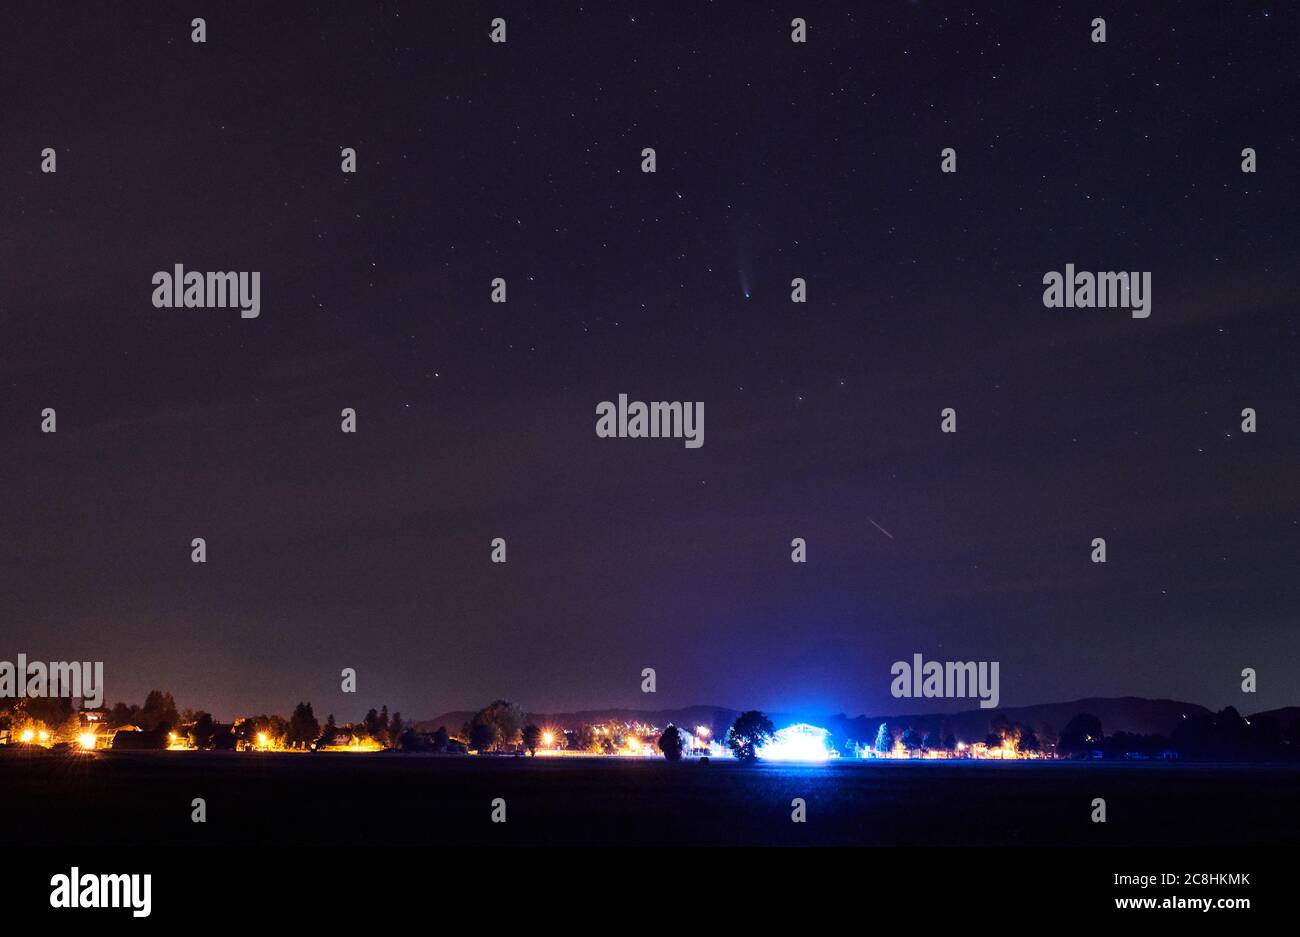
[757,723,833,762]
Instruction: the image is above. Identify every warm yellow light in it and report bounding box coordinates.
[541,731,555,747]
[79,733,96,750]
[37,730,49,742]
[168,731,178,742]
[19,729,34,743]
[695,725,710,738]
[627,737,639,752]
[257,732,268,748]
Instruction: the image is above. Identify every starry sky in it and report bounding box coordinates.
[2,2,1297,722]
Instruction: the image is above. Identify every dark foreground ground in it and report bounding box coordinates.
[4,750,1298,847]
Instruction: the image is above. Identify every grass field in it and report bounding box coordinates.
[4,750,1298,848]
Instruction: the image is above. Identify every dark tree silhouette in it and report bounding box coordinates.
[1059,713,1104,756]
[658,725,685,761]
[1019,727,1040,753]
[522,724,542,755]
[726,711,775,762]
[571,725,598,753]
[469,700,525,752]
[287,702,320,749]
[901,728,922,755]
[432,726,449,752]
[188,712,215,749]
[139,690,179,733]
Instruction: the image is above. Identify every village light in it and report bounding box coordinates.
[78,733,96,750]
[541,730,554,747]
[20,729,34,743]
[257,732,268,749]
[38,730,49,742]
[695,725,710,738]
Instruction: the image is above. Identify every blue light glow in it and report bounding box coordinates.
[757,723,834,762]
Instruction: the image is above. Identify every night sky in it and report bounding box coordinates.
[3,2,1297,723]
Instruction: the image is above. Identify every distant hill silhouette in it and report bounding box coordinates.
[1247,706,1300,726]
[411,697,1290,744]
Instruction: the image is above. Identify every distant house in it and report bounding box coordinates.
[314,728,383,752]
[1158,750,1179,760]
[314,729,354,751]
[111,726,166,750]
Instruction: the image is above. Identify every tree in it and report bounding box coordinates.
[943,733,957,752]
[468,722,495,752]
[235,715,265,748]
[389,712,404,747]
[287,702,320,749]
[55,710,83,745]
[921,731,940,752]
[189,712,215,749]
[324,713,337,735]
[1059,713,1104,756]
[658,725,685,762]
[469,700,525,752]
[211,724,237,750]
[726,711,774,762]
[873,723,892,754]
[989,712,1012,743]
[269,714,289,744]
[900,728,922,756]
[139,690,179,733]
[108,702,139,729]
[1019,727,1040,754]
[1037,722,1059,754]
[313,713,338,749]
[570,725,598,753]
[522,724,542,755]
[431,726,449,752]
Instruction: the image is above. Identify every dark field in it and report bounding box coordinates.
[5,751,1299,848]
